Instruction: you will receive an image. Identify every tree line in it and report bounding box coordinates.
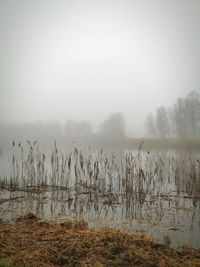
[146,91,200,139]
[0,113,126,146]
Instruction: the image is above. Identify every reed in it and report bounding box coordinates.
[1,140,199,199]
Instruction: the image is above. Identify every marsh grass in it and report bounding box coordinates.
[0,141,199,248]
[2,140,199,199]
[0,140,200,230]
[0,214,199,267]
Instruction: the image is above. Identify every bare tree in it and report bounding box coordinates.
[100,113,126,141]
[64,120,93,141]
[172,92,200,138]
[185,91,200,138]
[173,98,187,138]
[156,107,170,139]
[145,90,200,139]
[145,113,156,138]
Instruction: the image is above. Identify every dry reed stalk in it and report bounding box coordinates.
[0,214,200,267]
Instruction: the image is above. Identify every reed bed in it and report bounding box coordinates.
[0,142,200,252]
[0,141,200,231]
[0,213,200,267]
[1,140,199,199]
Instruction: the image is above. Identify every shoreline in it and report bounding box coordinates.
[0,213,200,267]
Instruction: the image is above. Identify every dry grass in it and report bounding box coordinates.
[2,141,200,200]
[0,214,200,267]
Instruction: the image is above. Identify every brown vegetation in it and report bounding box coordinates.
[0,214,200,267]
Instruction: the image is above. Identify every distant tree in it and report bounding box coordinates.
[100,113,126,141]
[64,120,77,139]
[185,91,200,138]
[64,120,93,141]
[156,107,170,139]
[172,91,200,138]
[172,98,187,138]
[46,120,62,140]
[145,113,156,138]
[145,90,200,139]
[167,107,176,138]
[77,121,93,140]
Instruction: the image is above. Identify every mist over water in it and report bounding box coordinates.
[0,0,200,255]
[0,0,200,137]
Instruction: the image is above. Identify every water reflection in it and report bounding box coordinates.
[0,142,200,248]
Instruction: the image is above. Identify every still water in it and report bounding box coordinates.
[0,142,200,248]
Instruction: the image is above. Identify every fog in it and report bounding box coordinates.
[0,0,200,137]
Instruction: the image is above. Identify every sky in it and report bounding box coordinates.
[0,0,200,136]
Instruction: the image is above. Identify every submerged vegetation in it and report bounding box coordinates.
[0,214,200,267]
[0,140,200,266]
[0,140,200,197]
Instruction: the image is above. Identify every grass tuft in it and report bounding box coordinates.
[0,216,199,267]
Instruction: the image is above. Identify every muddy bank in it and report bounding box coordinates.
[0,214,200,267]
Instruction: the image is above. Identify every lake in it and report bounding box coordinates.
[0,141,199,248]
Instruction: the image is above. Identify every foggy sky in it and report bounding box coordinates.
[0,0,200,136]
